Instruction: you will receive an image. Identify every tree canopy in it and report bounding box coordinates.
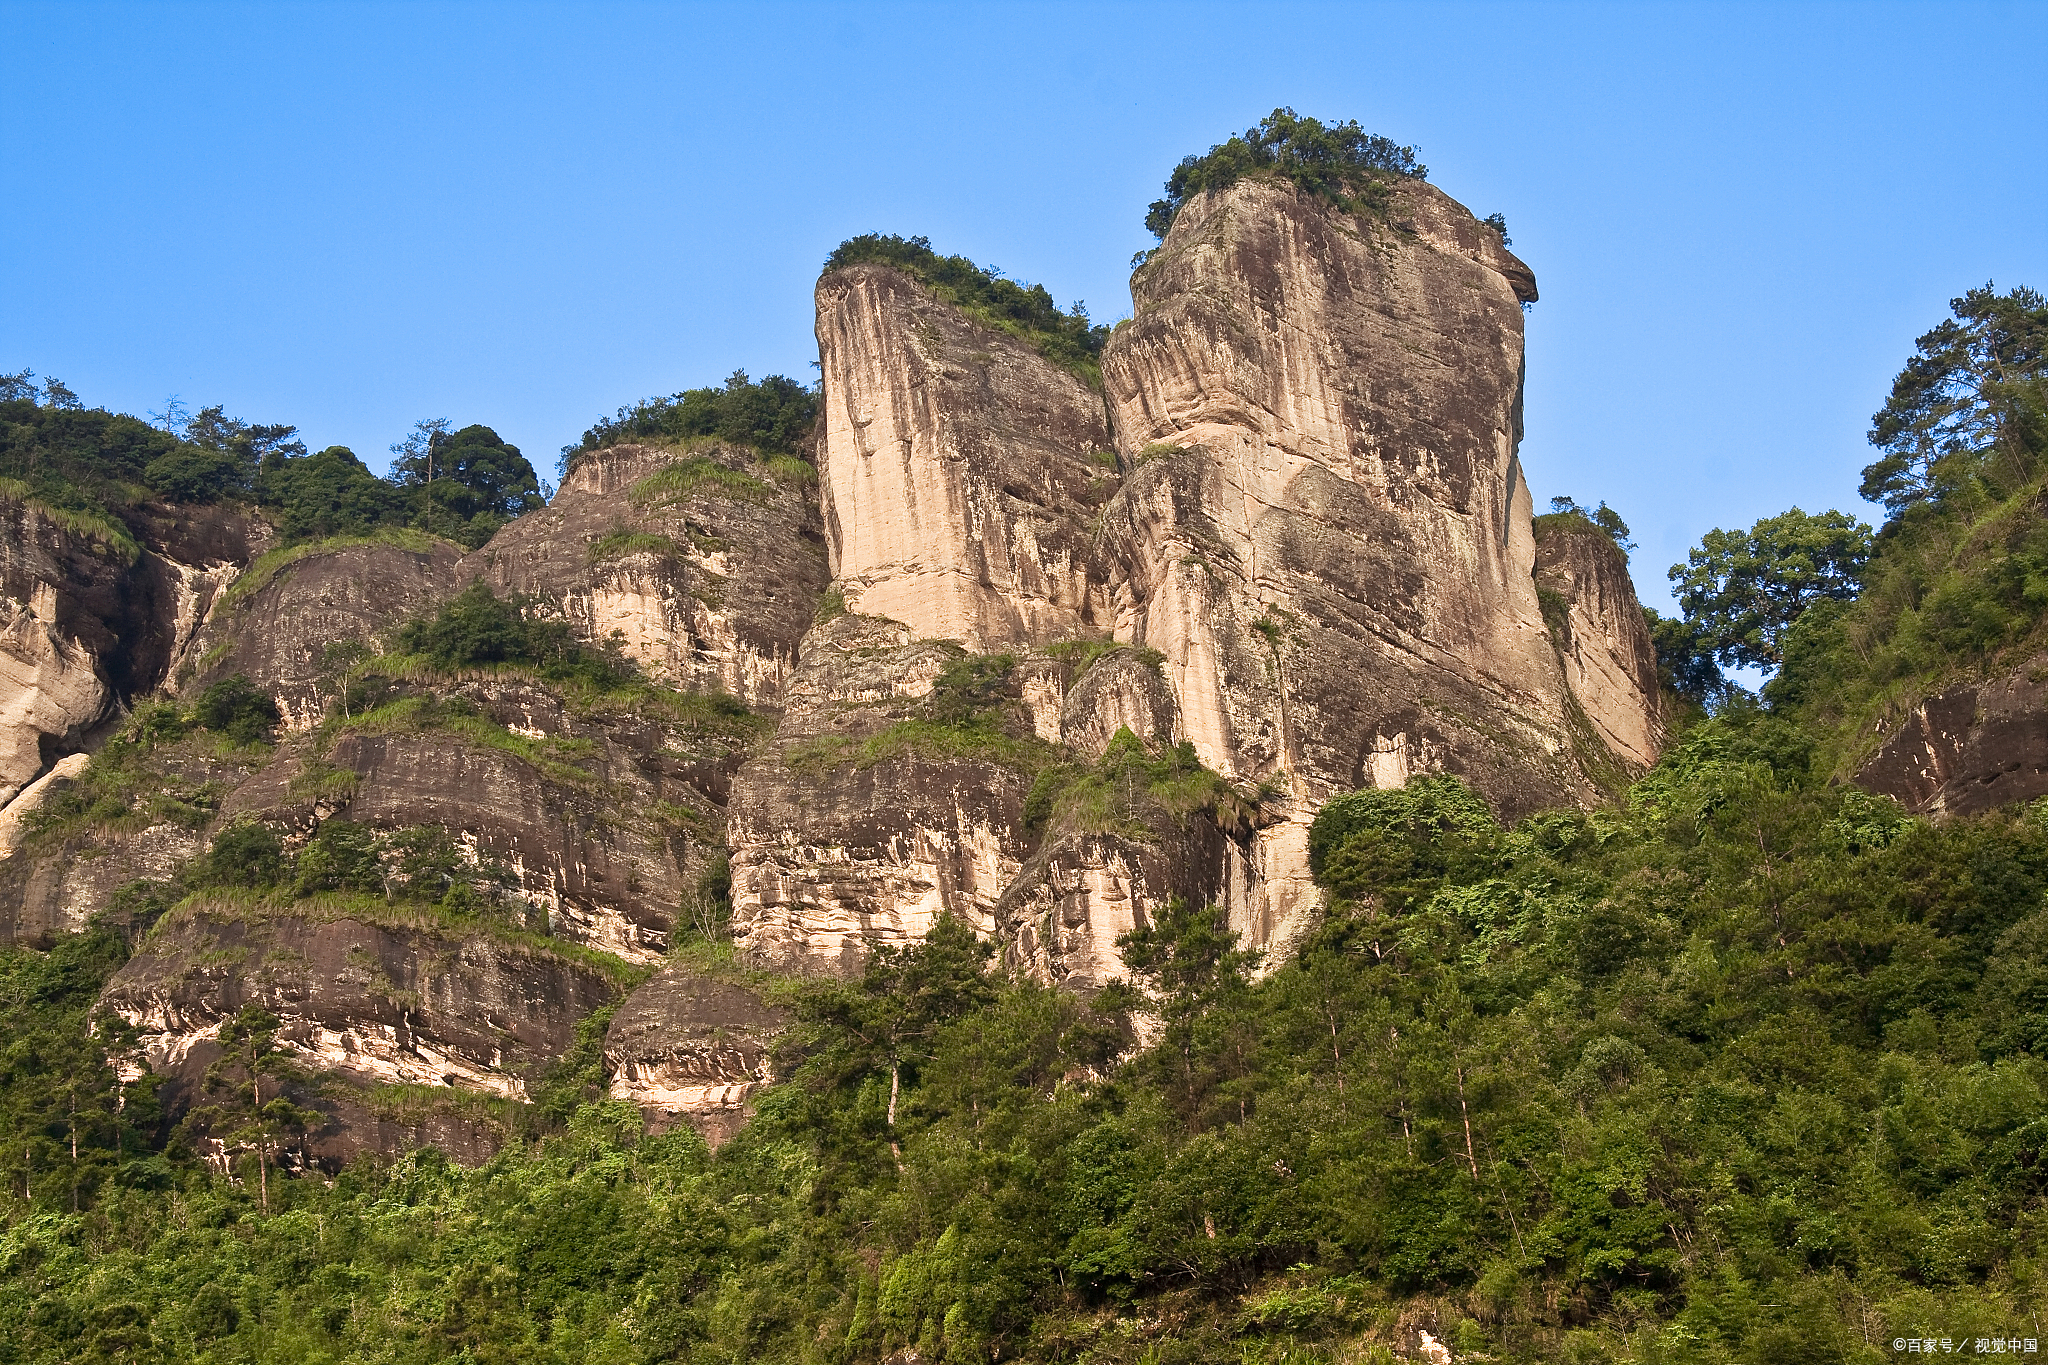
[1144,108,1428,242]
[564,370,819,469]
[0,375,545,551]
[1861,284,2048,518]
[1666,507,1873,670]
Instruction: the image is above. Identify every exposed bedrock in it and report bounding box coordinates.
[604,963,789,1146]
[814,262,1119,651]
[1856,654,2048,816]
[1,493,260,811]
[728,616,1311,983]
[179,538,461,730]
[726,619,1037,975]
[1532,521,1665,770]
[1100,175,1655,819]
[474,442,827,709]
[101,904,621,1165]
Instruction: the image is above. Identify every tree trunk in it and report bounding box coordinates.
[1457,1064,1479,1183]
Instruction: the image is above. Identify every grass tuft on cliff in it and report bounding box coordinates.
[824,232,1110,390]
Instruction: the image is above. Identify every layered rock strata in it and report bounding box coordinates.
[604,964,789,1146]
[815,262,1119,650]
[727,616,1039,974]
[1857,654,2048,816]
[179,537,461,731]
[101,903,622,1165]
[477,442,827,708]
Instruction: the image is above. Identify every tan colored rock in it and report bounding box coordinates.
[1102,175,1599,821]
[604,964,788,1146]
[1058,649,1178,758]
[726,620,1041,975]
[474,442,826,709]
[101,903,620,1163]
[1533,520,1665,769]
[815,262,1118,650]
[181,538,461,730]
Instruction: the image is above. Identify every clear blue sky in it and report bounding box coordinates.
[4,1,2043,608]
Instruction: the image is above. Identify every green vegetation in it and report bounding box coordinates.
[1534,495,1635,557]
[18,687,277,848]
[1647,284,2048,772]
[630,455,773,507]
[1144,108,1428,243]
[824,233,1110,389]
[1024,727,1251,839]
[565,370,818,469]
[0,373,548,553]
[9,713,2048,1359]
[392,580,633,692]
[1668,508,1873,671]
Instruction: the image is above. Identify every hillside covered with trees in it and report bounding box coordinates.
[1,282,2045,1362]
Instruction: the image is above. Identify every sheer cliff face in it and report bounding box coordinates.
[1533,523,1665,769]
[1,495,256,813]
[477,443,826,710]
[814,263,1117,651]
[1101,176,1623,818]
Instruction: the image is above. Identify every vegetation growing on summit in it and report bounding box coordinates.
[0,371,548,552]
[1144,107,1428,243]
[824,233,1110,389]
[563,370,818,470]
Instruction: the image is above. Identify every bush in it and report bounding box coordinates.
[395,580,634,687]
[193,820,287,889]
[192,674,280,745]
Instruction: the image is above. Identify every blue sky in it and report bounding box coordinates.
[3,0,2043,608]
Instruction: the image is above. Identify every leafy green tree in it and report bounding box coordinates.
[192,820,287,889]
[292,820,384,896]
[567,369,820,466]
[185,1006,318,1212]
[1862,283,2048,517]
[255,443,405,542]
[144,404,306,503]
[1668,507,1873,668]
[391,421,544,547]
[1643,605,1727,702]
[1539,495,1635,555]
[1145,108,1427,241]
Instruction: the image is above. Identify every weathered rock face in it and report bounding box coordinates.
[475,442,827,709]
[178,538,461,730]
[604,963,788,1146]
[0,494,259,808]
[1532,522,1665,770]
[1856,654,2048,816]
[727,617,1039,974]
[1101,175,1610,823]
[0,732,270,944]
[815,263,1119,650]
[101,903,622,1165]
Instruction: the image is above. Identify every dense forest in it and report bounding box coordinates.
[0,376,545,552]
[3,278,2046,1365]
